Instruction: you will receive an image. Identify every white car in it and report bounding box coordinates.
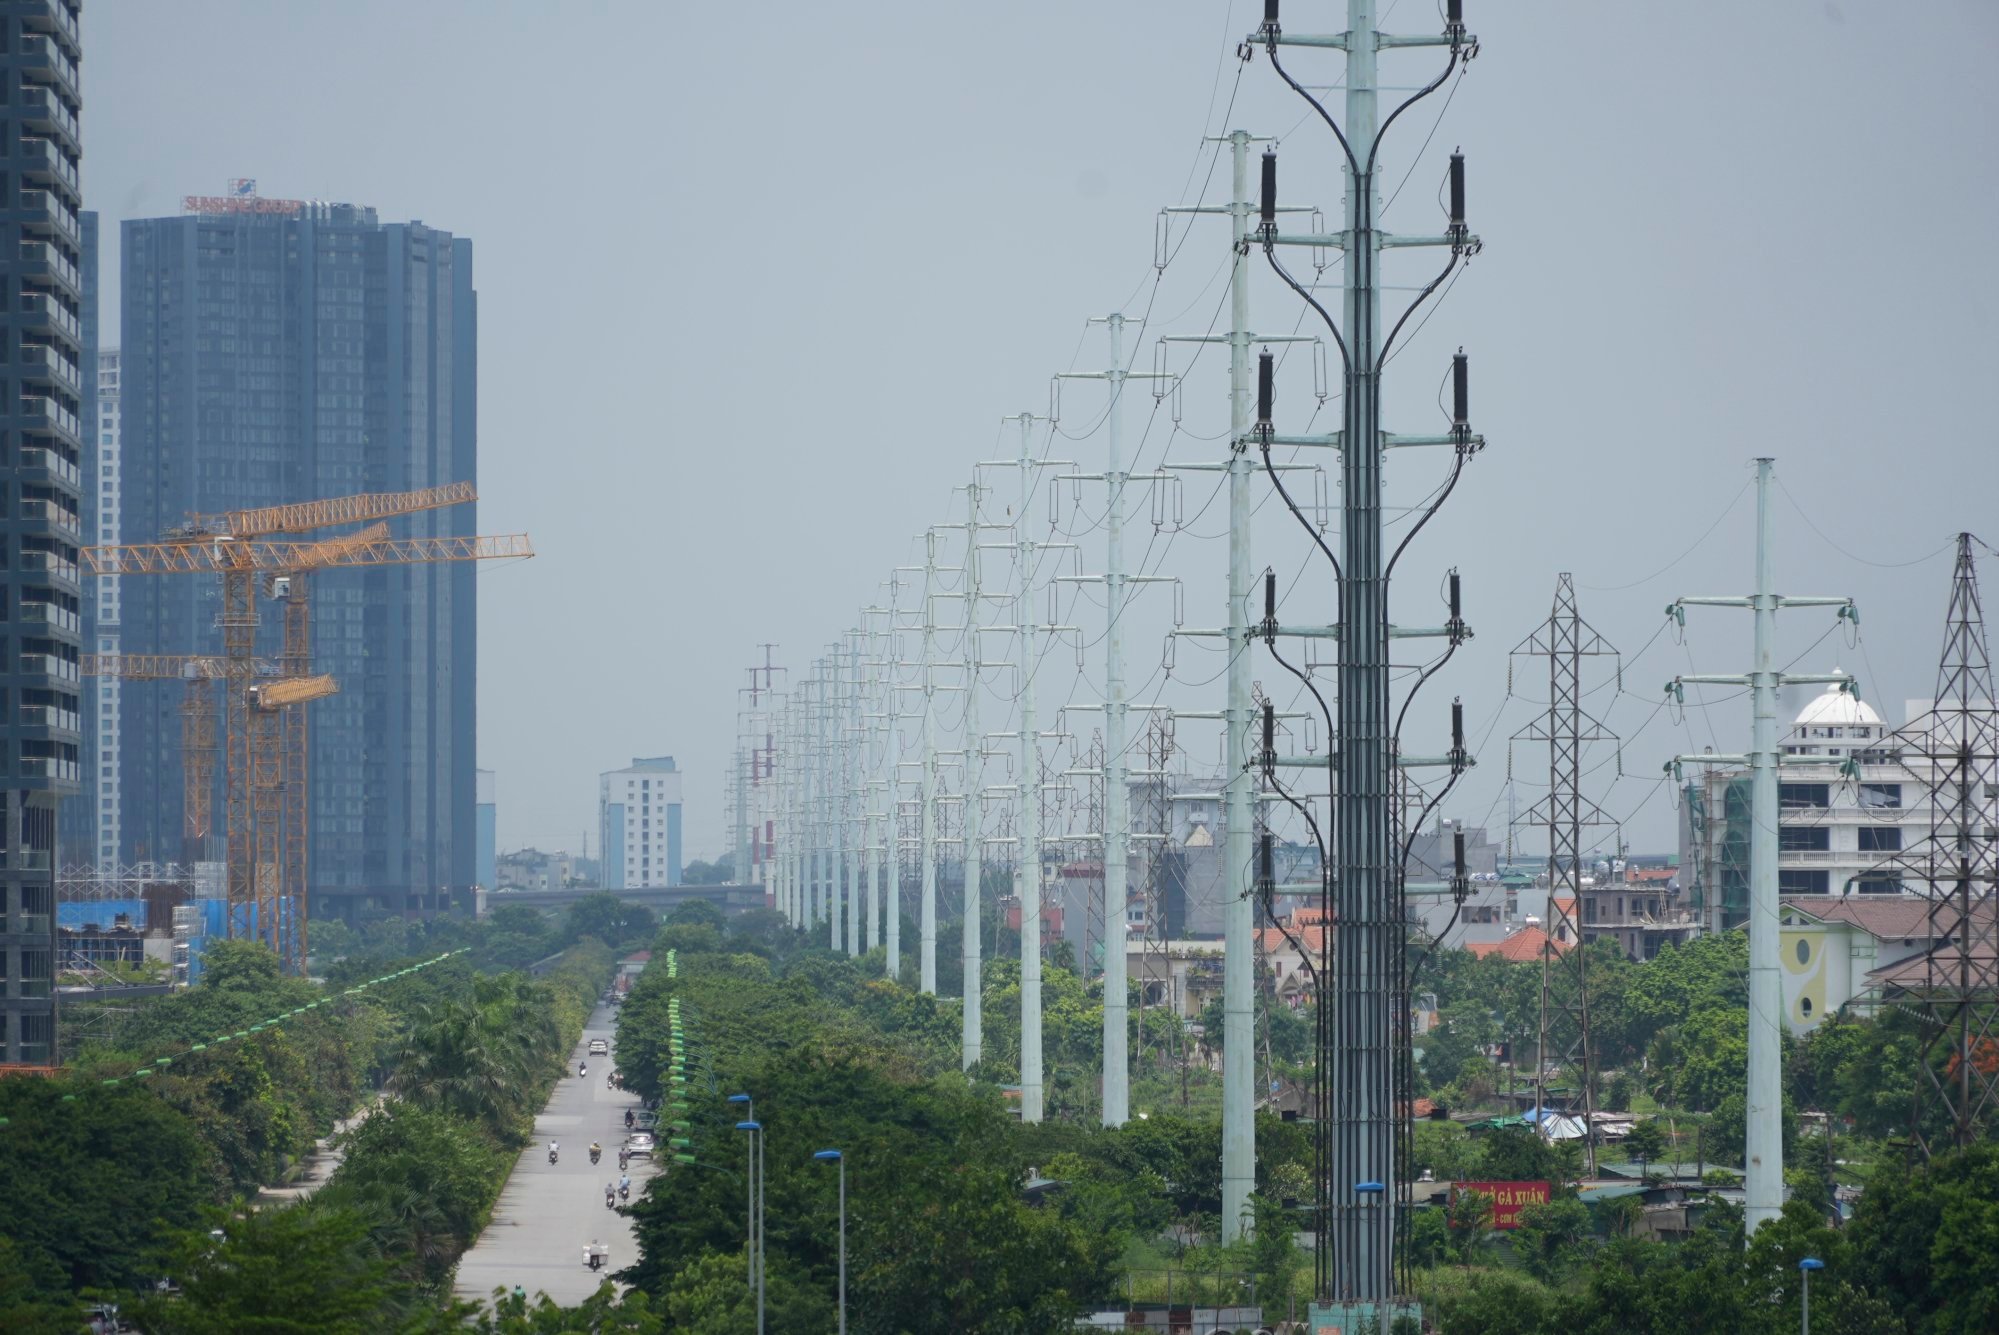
[588,1038,609,1056]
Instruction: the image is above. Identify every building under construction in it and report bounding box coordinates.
[116,194,482,923]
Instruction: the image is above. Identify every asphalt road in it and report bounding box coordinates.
[453,1001,655,1308]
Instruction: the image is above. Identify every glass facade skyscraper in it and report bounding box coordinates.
[119,197,477,922]
[0,0,84,1065]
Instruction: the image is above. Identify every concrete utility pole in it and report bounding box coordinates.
[1219,134,1258,1243]
[1670,457,1854,1235]
[912,532,943,991]
[815,658,836,932]
[782,696,801,924]
[983,415,1072,1123]
[878,584,905,978]
[953,486,1004,1065]
[800,673,819,928]
[1161,130,1278,1243]
[823,651,839,955]
[858,604,894,958]
[959,497,984,1061]
[851,627,874,957]
[1057,313,1173,1128]
[843,631,865,956]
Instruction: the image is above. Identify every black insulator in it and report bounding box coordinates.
[1264,0,1281,30]
[1260,152,1278,229]
[1452,350,1469,428]
[1265,569,1277,623]
[1446,0,1463,28]
[1454,829,1467,877]
[1257,350,1275,427]
[1449,152,1466,231]
[1263,700,1276,759]
[1451,696,1465,752]
[1448,570,1462,623]
[1259,830,1275,889]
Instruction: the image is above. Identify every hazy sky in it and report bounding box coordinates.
[88,2,1999,864]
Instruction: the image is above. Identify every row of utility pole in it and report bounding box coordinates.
[724,5,1998,1327]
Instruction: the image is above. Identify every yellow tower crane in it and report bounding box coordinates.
[86,483,527,971]
[80,652,281,868]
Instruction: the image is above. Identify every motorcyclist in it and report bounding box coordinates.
[589,1141,602,1164]
[578,1059,587,1078]
[604,1182,616,1209]
[624,1108,635,1130]
[618,1174,631,1201]
[547,1140,559,1164]
[618,1148,630,1171]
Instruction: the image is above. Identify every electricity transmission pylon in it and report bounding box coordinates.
[1055,312,1173,1128]
[979,414,1074,1123]
[1512,573,1616,1176]
[1877,533,1999,1156]
[1253,0,1481,1308]
[1668,457,1855,1234]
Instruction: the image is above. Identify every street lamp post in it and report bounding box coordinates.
[727,1096,759,1295]
[814,1149,846,1335]
[1799,1256,1824,1335]
[734,1118,764,1334]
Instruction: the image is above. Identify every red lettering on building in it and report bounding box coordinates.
[1452,1179,1552,1229]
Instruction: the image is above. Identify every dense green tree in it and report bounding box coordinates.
[559,894,657,953]
[1513,1196,1594,1284]
[1846,1142,1999,1334]
[125,1205,422,1335]
[461,1284,664,1333]
[1676,1005,1750,1112]
[0,1080,212,1296]
[1623,1118,1668,1172]
[1477,1125,1564,1184]
[1445,1187,1495,1265]
[0,1236,81,1331]
[680,856,735,886]
[316,1103,508,1286]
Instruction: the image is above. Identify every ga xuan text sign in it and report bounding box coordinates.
[1452,1179,1551,1229]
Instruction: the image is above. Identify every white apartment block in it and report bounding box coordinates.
[1684,677,1987,929]
[599,755,684,889]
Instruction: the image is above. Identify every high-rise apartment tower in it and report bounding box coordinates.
[0,0,84,1065]
[119,191,477,921]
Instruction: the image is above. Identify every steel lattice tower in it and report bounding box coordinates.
[1513,573,1617,1175]
[1885,534,1999,1155]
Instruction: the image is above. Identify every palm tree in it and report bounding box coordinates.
[388,1000,524,1132]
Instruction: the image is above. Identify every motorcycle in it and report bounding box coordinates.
[548,1148,558,1165]
[624,1109,635,1130]
[619,1183,630,1202]
[578,1061,587,1078]
[604,1190,616,1210]
[618,1151,630,1172]
[589,1146,602,1166]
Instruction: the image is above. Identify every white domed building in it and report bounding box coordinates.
[1679,674,1969,1033]
[1781,677,1888,761]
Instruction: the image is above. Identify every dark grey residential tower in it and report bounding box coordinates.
[0,0,83,1066]
[120,193,477,923]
